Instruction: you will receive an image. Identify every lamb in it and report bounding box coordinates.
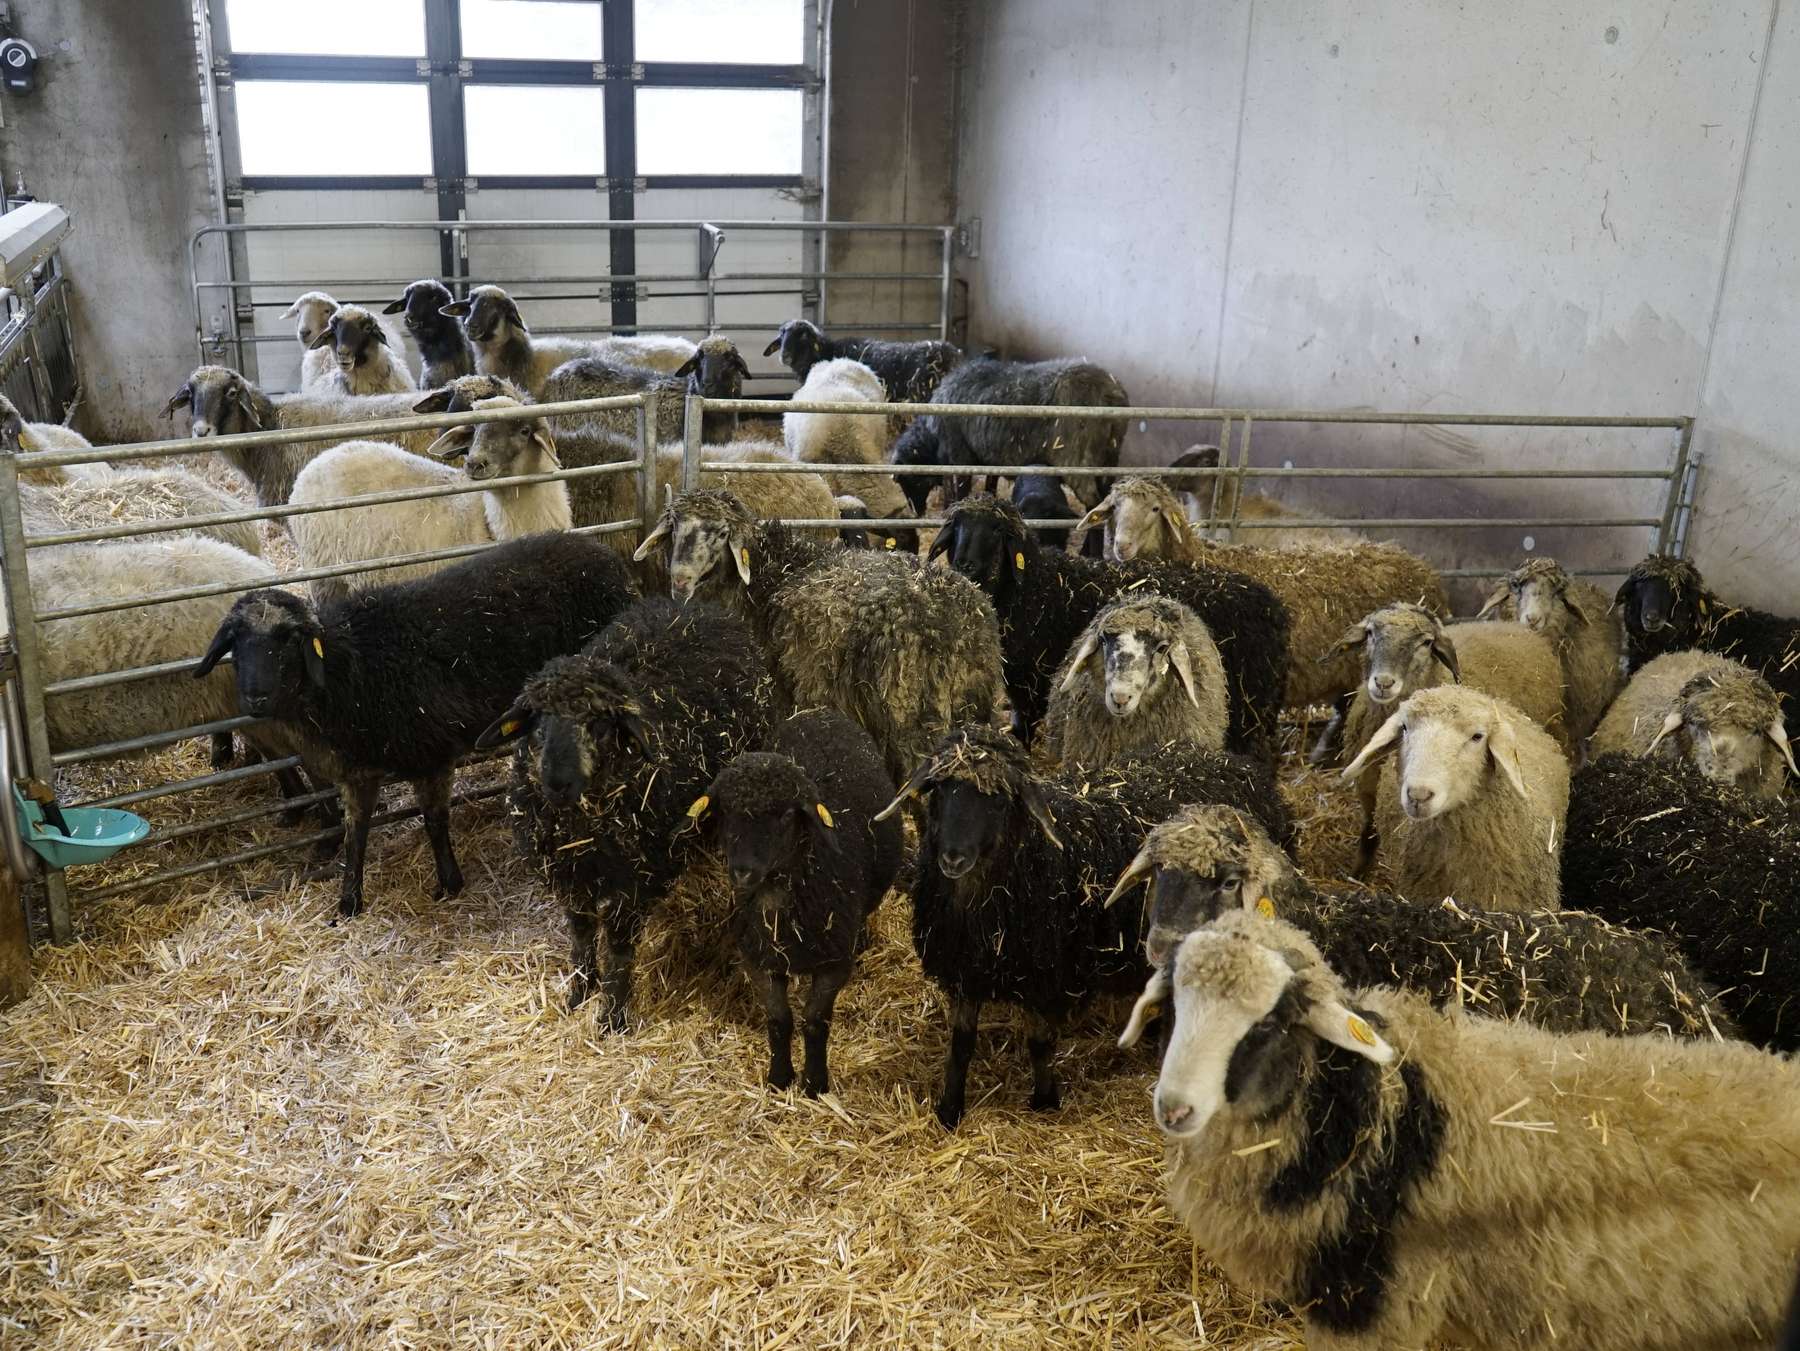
[1166,443,1359,549]
[1342,684,1569,913]
[693,708,903,1095]
[892,356,1127,511]
[538,333,749,445]
[1109,803,1730,1042]
[307,303,417,396]
[283,290,341,391]
[1078,474,1448,708]
[928,494,1290,758]
[21,467,264,558]
[1009,472,1095,554]
[1591,650,1793,798]
[480,598,773,1026]
[1564,753,1800,1050]
[441,285,695,398]
[1041,594,1229,771]
[285,396,570,605]
[635,488,1002,782]
[1479,556,1623,743]
[782,357,913,526]
[165,366,503,508]
[382,279,474,389]
[195,532,639,918]
[877,724,1291,1128]
[762,317,962,405]
[0,394,110,484]
[1615,553,1800,712]
[1145,911,1800,1351]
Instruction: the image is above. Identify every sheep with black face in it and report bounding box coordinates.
[483,598,773,1027]
[196,533,638,919]
[693,709,903,1096]
[763,317,961,405]
[539,334,751,446]
[306,303,417,397]
[382,279,474,389]
[882,724,1291,1128]
[442,284,695,398]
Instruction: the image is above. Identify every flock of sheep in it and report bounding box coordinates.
[6,281,1800,1350]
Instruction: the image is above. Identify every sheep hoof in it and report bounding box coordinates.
[934,1095,965,1130]
[433,871,464,901]
[599,1004,629,1034]
[336,895,364,921]
[1029,1085,1062,1113]
[767,1063,796,1091]
[566,980,592,1013]
[801,1074,828,1098]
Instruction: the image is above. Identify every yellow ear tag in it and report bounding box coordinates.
[815,803,834,828]
[1014,551,1026,571]
[499,719,522,737]
[312,637,325,659]
[883,536,897,549]
[1255,896,1275,918]
[1348,1014,1377,1047]
[687,795,710,819]
[1698,598,1709,615]
[739,546,751,568]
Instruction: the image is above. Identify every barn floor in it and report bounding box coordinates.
[0,723,1361,1348]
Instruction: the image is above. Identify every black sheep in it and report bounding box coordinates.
[763,318,962,405]
[195,532,639,918]
[893,356,1129,512]
[881,724,1292,1128]
[1562,752,1800,1050]
[482,598,775,1027]
[695,709,904,1096]
[929,494,1291,758]
[1615,555,1800,711]
[1009,472,1102,556]
[382,279,474,389]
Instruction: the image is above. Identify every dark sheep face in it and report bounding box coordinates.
[309,308,389,374]
[1616,572,1693,641]
[164,369,260,437]
[837,505,920,555]
[528,708,653,811]
[930,511,1024,605]
[443,287,523,344]
[193,592,324,721]
[676,342,750,401]
[718,800,808,896]
[925,779,1012,881]
[763,319,826,377]
[1145,866,1236,969]
[385,279,455,337]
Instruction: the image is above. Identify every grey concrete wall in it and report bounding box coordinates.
[954,0,1798,607]
[825,0,958,338]
[0,0,214,442]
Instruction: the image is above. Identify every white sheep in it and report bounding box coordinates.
[286,396,570,606]
[1144,910,1800,1351]
[782,358,911,524]
[442,285,695,398]
[1591,649,1794,798]
[1479,556,1624,743]
[1342,684,1569,912]
[305,303,417,396]
[0,393,111,485]
[284,290,342,391]
[21,468,263,558]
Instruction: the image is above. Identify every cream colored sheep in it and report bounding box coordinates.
[21,468,262,558]
[783,358,911,524]
[1480,556,1623,743]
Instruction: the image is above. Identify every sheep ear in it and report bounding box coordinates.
[1302,999,1396,1065]
[475,702,536,750]
[230,383,262,430]
[1488,717,1529,799]
[873,759,937,822]
[1075,499,1113,535]
[1766,719,1798,778]
[412,389,453,414]
[1058,632,1101,692]
[301,632,327,689]
[1562,589,1591,626]
[1159,499,1189,546]
[1475,583,1510,620]
[529,424,560,468]
[617,711,655,760]
[761,332,783,357]
[926,520,957,563]
[1103,843,1154,908]
[425,426,475,461]
[439,300,471,318]
[729,349,751,381]
[805,800,841,854]
[1169,641,1202,709]
[1341,710,1403,781]
[673,352,701,379]
[306,329,334,351]
[1644,710,1685,757]
[1021,781,1063,850]
[1319,622,1368,664]
[501,298,524,329]
[732,538,752,586]
[280,300,303,320]
[162,384,192,420]
[1429,632,1461,682]
[633,515,672,562]
[381,298,407,315]
[193,617,238,677]
[371,325,390,348]
[1118,965,1170,1049]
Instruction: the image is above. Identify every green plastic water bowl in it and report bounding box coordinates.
[11,785,150,868]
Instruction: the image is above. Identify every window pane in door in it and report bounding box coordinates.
[635,0,804,64]
[460,0,605,61]
[235,82,433,176]
[465,86,606,177]
[636,88,802,175]
[223,0,426,56]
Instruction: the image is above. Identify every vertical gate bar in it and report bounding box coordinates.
[1205,416,1233,533]
[602,0,640,337]
[701,226,719,334]
[635,391,659,547]
[938,227,954,342]
[425,0,470,285]
[1226,416,1253,542]
[682,393,704,491]
[1656,417,1695,556]
[0,439,68,941]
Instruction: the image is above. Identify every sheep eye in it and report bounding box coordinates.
[1470,731,1485,743]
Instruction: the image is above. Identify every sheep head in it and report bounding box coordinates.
[1078,477,1193,563]
[440,284,524,345]
[165,366,261,436]
[477,654,654,812]
[1646,664,1794,795]
[1479,557,1587,638]
[308,304,391,376]
[425,396,559,479]
[762,318,826,377]
[873,726,1061,882]
[1141,912,1394,1138]
[1341,685,1530,821]
[1614,554,1709,644]
[195,589,326,722]
[280,290,338,349]
[383,278,455,337]
[1328,602,1459,707]
[694,751,839,901]
[634,486,755,602]
[676,335,750,400]
[1060,594,1207,718]
[411,373,525,416]
[927,494,1031,609]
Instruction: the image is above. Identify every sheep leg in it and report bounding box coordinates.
[211,732,236,769]
[594,909,644,1034]
[1308,692,1355,767]
[1026,1012,1062,1112]
[1351,774,1380,881]
[761,971,795,1091]
[934,996,981,1130]
[565,904,599,1011]
[336,777,380,920]
[415,773,464,900]
[800,960,853,1097]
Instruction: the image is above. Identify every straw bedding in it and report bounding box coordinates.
[0,730,1316,1347]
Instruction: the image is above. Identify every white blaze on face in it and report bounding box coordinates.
[1693,724,1761,789]
[1153,941,1289,1138]
[1108,495,1158,562]
[668,519,728,602]
[1103,630,1166,717]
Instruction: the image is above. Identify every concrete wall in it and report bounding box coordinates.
[0,0,214,443]
[954,0,1798,607]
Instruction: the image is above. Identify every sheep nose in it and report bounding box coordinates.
[938,850,974,879]
[1105,690,1132,716]
[730,866,759,892]
[1156,1095,1195,1133]
[1370,675,1398,699]
[1405,785,1436,814]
